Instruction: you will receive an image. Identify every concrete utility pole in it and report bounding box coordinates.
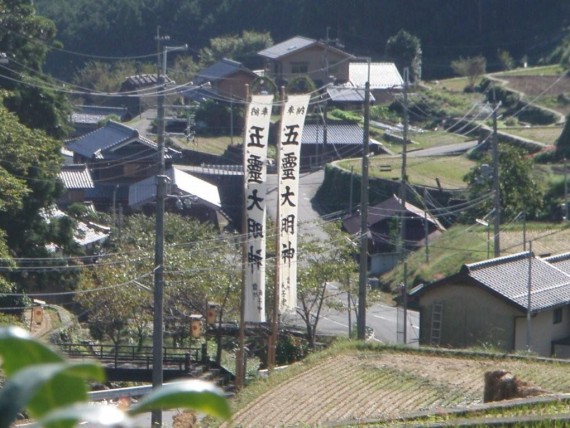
[401,68,409,345]
[151,27,186,427]
[526,241,533,351]
[492,96,501,257]
[152,26,168,427]
[357,58,371,340]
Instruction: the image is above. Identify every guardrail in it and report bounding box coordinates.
[59,342,204,369]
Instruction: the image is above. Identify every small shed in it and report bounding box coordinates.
[409,252,570,357]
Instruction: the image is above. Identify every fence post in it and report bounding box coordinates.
[184,353,190,372]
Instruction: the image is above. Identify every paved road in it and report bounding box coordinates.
[266,169,329,241]
[281,283,419,345]
[408,140,479,157]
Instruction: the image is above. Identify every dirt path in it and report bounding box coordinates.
[228,350,570,427]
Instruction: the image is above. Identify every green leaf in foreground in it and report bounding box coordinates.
[128,380,231,420]
[38,403,134,428]
[0,326,64,374]
[0,362,104,428]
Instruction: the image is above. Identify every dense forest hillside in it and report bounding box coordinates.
[36,0,570,80]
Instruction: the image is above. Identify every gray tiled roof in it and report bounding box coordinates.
[66,121,180,161]
[67,121,140,158]
[58,164,94,189]
[195,58,256,85]
[343,195,444,235]
[121,74,173,90]
[543,252,570,274]
[463,252,570,312]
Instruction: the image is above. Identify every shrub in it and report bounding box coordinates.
[328,108,361,123]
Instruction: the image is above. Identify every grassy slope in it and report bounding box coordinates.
[381,222,570,290]
[225,341,570,427]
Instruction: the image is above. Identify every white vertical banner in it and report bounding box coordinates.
[243,94,273,322]
[278,94,310,312]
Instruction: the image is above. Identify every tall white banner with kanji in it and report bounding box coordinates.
[278,94,310,312]
[243,94,273,322]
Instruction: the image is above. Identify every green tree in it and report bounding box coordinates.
[463,144,544,222]
[75,212,240,351]
[199,30,273,69]
[0,102,63,257]
[0,1,73,138]
[546,30,570,70]
[72,60,155,106]
[296,224,358,349]
[497,49,514,71]
[451,55,487,90]
[386,29,422,83]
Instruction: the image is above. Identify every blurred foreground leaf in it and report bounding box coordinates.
[129,380,231,420]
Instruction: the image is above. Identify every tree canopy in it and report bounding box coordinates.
[36,0,570,80]
[386,29,422,82]
[463,144,545,222]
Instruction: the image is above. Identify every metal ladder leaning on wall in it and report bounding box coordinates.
[430,302,443,346]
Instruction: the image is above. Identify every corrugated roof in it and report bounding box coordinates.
[58,164,94,189]
[462,252,570,312]
[258,36,317,59]
[302,123,364,145]
[129,167,221,209]
[71,105,129,125]
[349,62,404,89]
[74,221,109,247]
[327,86,376,103]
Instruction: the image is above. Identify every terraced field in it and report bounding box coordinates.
[228,349,570,427]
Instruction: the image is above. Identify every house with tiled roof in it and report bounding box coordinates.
[258,35,354,87]
[70,105,130,138]
[409,251,570,357]
[190,58,259,101]
[57,164,95,206]
[66,121,180,208]
[119,74,175,115]
[343,195,445,274]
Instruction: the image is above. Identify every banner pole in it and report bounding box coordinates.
[269,87,287,370]
[236,84,250,391]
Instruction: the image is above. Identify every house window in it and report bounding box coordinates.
[554,307,563,324]
[291,62,308,74]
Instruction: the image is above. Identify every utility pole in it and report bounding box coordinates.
[151,28,186,427]
[152,25,168,428]
[401,68,410,345]
[236,85,250,391]
[564,156,569,221]
[526,241,533,351]
[492,95,501,257]
[268,86,287,370]
[357,59,371,340]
